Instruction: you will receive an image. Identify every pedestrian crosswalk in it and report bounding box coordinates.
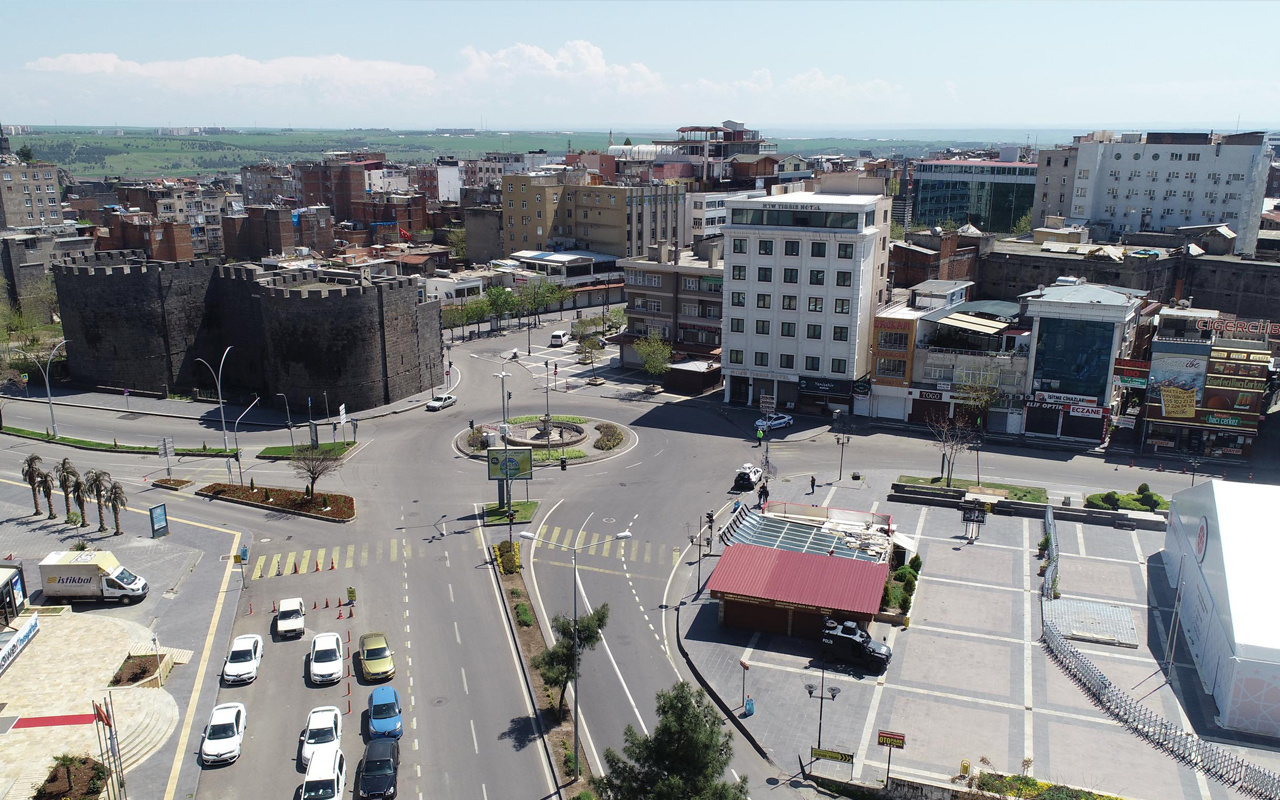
[530,525,681,567]
[250,537,418,580]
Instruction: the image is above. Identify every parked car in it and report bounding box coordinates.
[301,746,346,800]
[277,597,306,639]
[357,738,400,799]
[425,394,457,411]
[199,703,247,766]
[367,686,403,739]
[733,463,763,490]
[358,633,396,681]
[309,633,344,685]
[299,706,342,768]
[221,634,263,684]
[820,618,892,672]
[755,413,794,430]
[549,330,570,347]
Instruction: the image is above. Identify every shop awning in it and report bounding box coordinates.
[938,312,1011,336]
[706,544,889,616]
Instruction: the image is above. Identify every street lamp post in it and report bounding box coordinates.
[16,339,69,439]
[1189,457,1202,486]
[323,390,334,444]
[195,346,234,452]
[804,667,841,750]
[544,360,553,460]
[275,393,294,452]
[232,396,260,485]
[688,532,705,593]
[520,529,632,781]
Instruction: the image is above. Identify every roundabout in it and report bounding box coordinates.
[453,414,638,466]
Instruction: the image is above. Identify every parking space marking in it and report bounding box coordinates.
[920,574,1022,593]
[251,555,266,580]
[913,508,927,552]
[346,544,355,568]
[909,624,1021,645]
[853,626,899,782]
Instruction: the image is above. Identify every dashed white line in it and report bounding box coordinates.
[454,621,462,644]
[470,719,479,753]
[448,583,455,603]
[409,676,414,688]
[404,595,409,603]
[405,624,411,633]
[444,550,451,568]
[412,716,418,730]
[413,738,419,751]
[461,667,469,694]
[405,640,411,649]
[416,764,421,778]
[482,785,488,800]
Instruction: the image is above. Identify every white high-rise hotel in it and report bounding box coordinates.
[721,175,891,413]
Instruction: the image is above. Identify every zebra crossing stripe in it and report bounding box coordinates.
[299,549,311,574]
[251,556,266,581]
[346,545,355,569]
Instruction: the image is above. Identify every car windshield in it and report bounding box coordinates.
[314,648,340,663]
[228,648,254,663]
[207,722,237,740]
[280,609,302,620]
[306,724,336,744]
[432,396,447,403]
[116,568,139,585]
[371,702,398,719]
[364,757,394,775]
[364,645,389,660]
[302,779,336,800]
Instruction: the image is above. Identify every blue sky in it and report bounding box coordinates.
[2,0,1274,134]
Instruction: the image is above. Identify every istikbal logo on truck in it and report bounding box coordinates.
[47,576,93,584]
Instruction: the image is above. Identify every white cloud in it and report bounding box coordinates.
[458,40,665,95]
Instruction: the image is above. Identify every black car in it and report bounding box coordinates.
[358,739,399,799]
[821,618,891,672]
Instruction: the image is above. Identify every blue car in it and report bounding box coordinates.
[367,686,403,739]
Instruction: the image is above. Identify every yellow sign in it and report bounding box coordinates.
[1159,386,1196,419]
[811,747,853,764]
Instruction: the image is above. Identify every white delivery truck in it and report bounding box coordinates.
[39,551,149,604]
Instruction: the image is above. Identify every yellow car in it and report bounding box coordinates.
[359,633,396,681]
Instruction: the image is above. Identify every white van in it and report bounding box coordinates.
[550,331,570,347]
[302,746,346,800]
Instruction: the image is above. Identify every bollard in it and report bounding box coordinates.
[346,699,351,715]
[292,561,298,574]
[346,681,351,697]
[248,602,253,616]
[1158,463,1164,472]
[325,598,330,608]
[1182,466,1186,474]
[347,630,351,644]
[316,559,321,572]
[313,600,317,610]
[331,557,336,570]
[272,599,277,612]
[1129,458,1134,468]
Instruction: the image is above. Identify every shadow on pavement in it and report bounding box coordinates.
[497,714,538,751]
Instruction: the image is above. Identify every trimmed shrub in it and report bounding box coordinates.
[466,428,487,451]
[1085,493,1112,510]
[508,587,523,599]
[515,603,534,627]
[1103,490,1119,507]
[893,565,917,582]
[1137,482,1151,495]
[881,582,893,609]
[908,554,923,573]
[593,422,624,451]
[902,576,917,596]
[898,594,912,614]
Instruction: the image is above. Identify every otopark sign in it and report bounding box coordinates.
[487,447,533,481]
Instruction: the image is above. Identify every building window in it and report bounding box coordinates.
[731,292,745,307]
[833,326,849,342]
[784,240,800,256]
[836,271,851,287]
[831,358,847,374]
[811,241,827,257]
[757,267,773,282]
[781,295,797,310]
[834,298,850,314]
[780,321,796,337]
[758,240,774,256]
[756,294,771,309]
[806,324,822,339]
[804,356,820,371]
[732,238,746,254]
[837,243,854,259]
[1187,153,1200,161]
[877,330,908,350]
[755,320,770,335]
[783,268,798,284]
[779,354,795,369]
[864,210,875,227]
[732,265,746,280]
[809,270,825,285]
[754,352,769,367]
[683,277,700,290]
[876,358,907,379]
[808,297,823,312]
[730,317,745,333]
[729,349,743,364]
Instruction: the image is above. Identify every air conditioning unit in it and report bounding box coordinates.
[1189,179,1196,183]
[1213,180,1220,185]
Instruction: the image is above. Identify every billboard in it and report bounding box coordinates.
[487,447,534,482]
[1149,353,1207,420]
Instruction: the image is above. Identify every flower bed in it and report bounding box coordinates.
[196,483,355,521]
[34,755,111,800]
[153,477,192,490]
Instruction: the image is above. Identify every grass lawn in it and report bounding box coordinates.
[3,425,236,456]
[257,441,355,458]
[506,415,590,425]
[532,448,588,462]
[483,500,540,526]
[897,474,1049,504]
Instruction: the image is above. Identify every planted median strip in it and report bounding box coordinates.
[2,425,236,457]
[482,500,539,526]
[897,474,1049,504]
[196,482,355,521]
[257,441,355,459]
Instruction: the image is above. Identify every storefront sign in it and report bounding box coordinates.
[1204,386,1261,413]
[1221,447,1243,455]
[1112,375,1148,388]
[1210,348,1271,363]
[1159,387,1197,419]
[1035,391,1096,406]
[1069,404,1106,418]
[918,391,945,401]
[878,730,907,749]
[1198,318,1280,336]
[1149,354,1207,405]
[1205,375,1267,391]
[1209,360,1267,378]
[1148,439,1177,448]
[1201,410,1248,428]
[798,377,853,396]
[1114,358,1151,370]
[0,612,39,680]
[1114,416,1136,429]
[877,318,912,331]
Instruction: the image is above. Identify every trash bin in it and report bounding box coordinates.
[744,696,755,717]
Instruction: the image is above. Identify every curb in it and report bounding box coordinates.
[194,489,355,524]
[1,428,236,458]
[451,417,637,468]
[1,393,284,428]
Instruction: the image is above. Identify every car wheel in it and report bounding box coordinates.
[119,596,133,606]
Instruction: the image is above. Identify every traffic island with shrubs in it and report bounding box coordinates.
[1085,482,1169,513]
[196,482,355,521]
[35,755,111,800]
[881,554,923,620]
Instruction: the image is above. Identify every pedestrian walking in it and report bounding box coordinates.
[810,475,816,494]
[756,485,765,507]
[761,484,770,505]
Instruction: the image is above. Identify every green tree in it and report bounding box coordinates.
[634,332,672,379]
[890,221,905,241]
[546,284,574,317]
[36,469,57,520]
[447,228,467,261]
[463,296,490,337]
[1011,211,1033,236]
[515,281,549,326]
[84,468,110,532]
[24,273,58,324]
[606,305,626,331]
[15,144,34,162]
[531,604,610,716]
[485,285,517,322]
[51,754,78,795]
[441,304,467,330]
[577,335,603,380]
[591,681,748,800]
[70,474,89,528]
[622,137,633,146]
[21,453,42,516]
[54,457,78,519]
[105,480,128,535]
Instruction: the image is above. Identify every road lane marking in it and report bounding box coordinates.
[1076,522,1087,557]
[548,526,562,547]
[470,719,479,753]
[377,541,384,562]
[454,621,461,644]
[283,552,296,575]
[574,529,587,550]
[853,626,901,782]
[361,543,369,566]
[317,547,326,570]
[588,533,601,555]
[268,553,280,577]
[643,542,652,564]
[672,548,679,567]
[461,667,469,694]
[601,538,612,558]
[299,549,311,573]
[403,537,412,560]
[390,539,399,562]
[449,583,454,602]
[574,568,649,737]
[251,555,266,580]
[630,540,639,562]
[346,544,355,568]
[1023,517,1035,777]
[529,558,663,581]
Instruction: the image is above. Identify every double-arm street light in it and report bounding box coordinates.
[232,396,259,485]
[805,667,841,750]
[16,339,68,439]
[196,345,234,452]
[519,528,633,781]
[276,393,294,451]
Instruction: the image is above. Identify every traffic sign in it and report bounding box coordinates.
[486,447,533,481]
[811,747,853,764]
[962,509,987,524]
[339,403,348,425]
[759,394,776,417]
[878,730,906,749]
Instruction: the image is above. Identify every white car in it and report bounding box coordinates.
[309,632,344,685]
[755,413,794,430]
[221,634,263,684]
[199,702,246,766]
[277,597,306,639]
[299,705,342,768]
[425,394,457,411]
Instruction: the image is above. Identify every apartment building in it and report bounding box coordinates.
[720,175,892,414]
[912,159,1037,232]
[651,120,778,186]
[619,241,724,361]
[683,190,766,244]
[0,158,62,228]
[501,171,685,258]
[240,163,298,205]
[116,179,242,256]
[1030,131,1269,254]
[293,152,388,221]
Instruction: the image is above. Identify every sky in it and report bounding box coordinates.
[2,0,1275,135]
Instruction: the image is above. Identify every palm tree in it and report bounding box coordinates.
[84,469,110,532]
[54,457,78,519]
[51,754,78,794]
[106,481,128,536]
[70,475,88,528]
[21,453,42,516]
[35,469,56,520]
